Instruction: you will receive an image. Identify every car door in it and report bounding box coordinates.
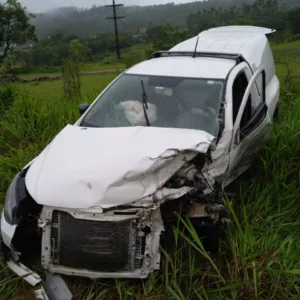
[225,67,272,186]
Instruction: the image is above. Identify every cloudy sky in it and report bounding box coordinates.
[19,0,200,13]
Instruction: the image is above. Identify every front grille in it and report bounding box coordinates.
[50,211,146,272]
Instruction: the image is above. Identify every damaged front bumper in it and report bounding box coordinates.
[1,206,164,299]
[1,212,49,299]
[2,205,163,281]
[1,196,229,300]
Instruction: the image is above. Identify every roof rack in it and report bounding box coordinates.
[148,51,245,65]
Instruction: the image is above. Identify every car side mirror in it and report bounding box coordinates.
[78,103,90,116]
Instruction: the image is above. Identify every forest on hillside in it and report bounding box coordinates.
[33,0,300,37]
[1,0,300,72]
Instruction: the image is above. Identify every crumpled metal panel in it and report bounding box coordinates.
[25,125,214,209]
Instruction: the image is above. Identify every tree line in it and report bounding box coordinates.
[0,0,299,72]
[32,0,299,38]
[187,0,300,37]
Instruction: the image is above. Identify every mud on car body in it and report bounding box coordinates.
[1,26,280,298]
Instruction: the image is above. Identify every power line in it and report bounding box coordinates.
[105,0,125,60]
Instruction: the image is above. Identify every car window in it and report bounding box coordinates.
[232,70,267,141]
[80,74,225,136]
[232,71,252,127]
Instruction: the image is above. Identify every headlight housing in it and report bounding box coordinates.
[3,174,19,225]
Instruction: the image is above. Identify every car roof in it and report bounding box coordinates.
[170,26,275,76]
[127,26,276,81]
[126,56,235,79]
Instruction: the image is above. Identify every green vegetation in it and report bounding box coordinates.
[14,74,117,100]
[13,63,125,79]
[0,0,36,60]
[273,40,300,79]
[186,1,300,40]
[0,85,18,116]
[0,0,300,298]
[0,39,299,299]
[32,0,299,38]
[1,0,299,75]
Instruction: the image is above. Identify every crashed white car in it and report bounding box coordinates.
[1,26,279,285]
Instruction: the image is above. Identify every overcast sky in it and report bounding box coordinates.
[19,0,200,13]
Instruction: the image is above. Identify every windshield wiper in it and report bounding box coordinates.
[140,80,151,126]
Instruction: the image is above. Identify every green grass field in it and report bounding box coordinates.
[0,41,299,299]
[273,40,300,78]
[14,74,117,100]
[15,62,125,79]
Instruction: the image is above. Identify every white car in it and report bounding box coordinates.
[1,26,279,289]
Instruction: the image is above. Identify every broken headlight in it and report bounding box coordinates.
[3,174,19,225]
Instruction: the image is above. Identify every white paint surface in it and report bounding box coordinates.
[126,56,235,79]
[7,260,42,286]
[170,26,276,84]
[25,125,214,209]
[0,211,17,249]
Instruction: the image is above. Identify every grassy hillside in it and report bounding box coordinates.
[273,40,300,78]
[14,74,117,100]
[0,41,299,299]
[14,62,126,79]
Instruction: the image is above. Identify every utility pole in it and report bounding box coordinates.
[105,0,125,60]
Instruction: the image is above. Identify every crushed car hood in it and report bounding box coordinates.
[25,125,214,209]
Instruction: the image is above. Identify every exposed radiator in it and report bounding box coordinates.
[50,211,146,272]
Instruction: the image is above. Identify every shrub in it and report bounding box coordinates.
[123,44,150,68]
[0,85,18,116]
[62,58,81,99]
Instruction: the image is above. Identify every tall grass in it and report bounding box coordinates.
[0,71,299,299]
[0,86,19,116]
[0,90,98,207]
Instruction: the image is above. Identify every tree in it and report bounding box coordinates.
[186,0,296,37]
[68,39,91,64]
[123,44,150,68]
[288,7,300,34]
[2,52,20,73]
[62,39,91,100]
[235,17,253,25]
[62,58,81,99]
[0,0,37,60]
[147,24,192,51]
